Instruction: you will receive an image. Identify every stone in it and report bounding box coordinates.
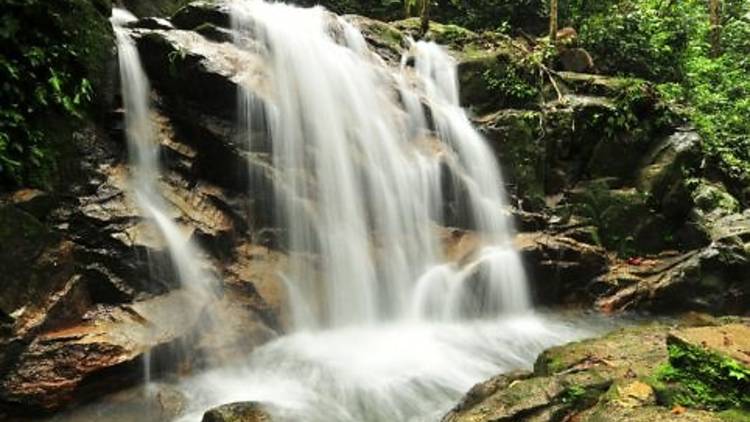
[171,1,231,30]
[559,47,594,73]
[668,324,750,371]
[0,290,204,411]
[515,232,609,305]
[444,322,744,422]
[202,401,272,422]
[595,237,750,314]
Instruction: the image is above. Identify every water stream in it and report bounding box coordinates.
[111,8,215,384]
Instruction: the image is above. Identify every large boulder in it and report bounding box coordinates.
[202,401,272,422]
[515,232,609,305]
[0,290,204,411]
[444,320,744,422]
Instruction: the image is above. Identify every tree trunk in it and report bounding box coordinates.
[419,0,431,37]
[549,0,558,43]
[709,0,721,58]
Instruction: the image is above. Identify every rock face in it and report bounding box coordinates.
[444,319,749,422]
[202,402,272,422]
[0,2,283,414]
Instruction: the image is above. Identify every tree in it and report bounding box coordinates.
[405,0,431,37]
[549,0,559,42]
[709,0,721,57]
[419,0,431,36]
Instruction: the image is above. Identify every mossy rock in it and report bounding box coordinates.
[655,325,750,411]
[691,180,741,216]
[171,1,229,29]
[446,321,750,421]
[458,49,539,113]
[476,110,545,207]
[568,184,674,255]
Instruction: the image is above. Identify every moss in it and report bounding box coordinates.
[458,51,540,112]
[655,342,750,411]
[690,180,741,215]
[719,409,750,422]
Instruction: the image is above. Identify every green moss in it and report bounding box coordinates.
[718,409,750,422]
[690,180,741,215]
[655,342,750,411]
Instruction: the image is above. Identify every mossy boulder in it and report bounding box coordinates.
[457,48,539,113]
[476,110,545,207]
[654,324,750,412]
[445,321,748,422]
[170,0,230,30]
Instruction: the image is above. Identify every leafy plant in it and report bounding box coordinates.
[0,0,111,188]
[654,342,750,411]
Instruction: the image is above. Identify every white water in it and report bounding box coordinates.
[107,2,601,421]
[111,8,215,381]
[232,0,527,329]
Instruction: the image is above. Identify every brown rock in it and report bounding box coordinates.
[559,48,594,73]
[202,401,272,422]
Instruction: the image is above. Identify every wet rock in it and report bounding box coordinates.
[194,22,235,43]
[202,401,272,422]
[0,290,205,411]
[515,232,609,305]
[445,322,739,422]
[596,244,749,314]
[136,29,268,120]
[171,1,232,30]
[345,15,406,63]
[127,17,174,30]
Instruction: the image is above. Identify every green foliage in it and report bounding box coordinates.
[655,342,750,411]
[657,1,750,186]
[0,0,111,188]
[560,384,587,404]
[481,66,538,106]
[561,0,691,82]
[559,0,750,194]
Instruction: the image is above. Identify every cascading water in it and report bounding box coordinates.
[100,3,604,421]
[158,2,600,421]
[231,0,527,329]
[111,8,215,383]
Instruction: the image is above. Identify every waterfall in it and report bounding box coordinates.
[231,0,529,330]
[92,3,605,422]
[111,8,215,380]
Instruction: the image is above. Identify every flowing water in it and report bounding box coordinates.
[111,8,215,383]
[232,0,528,328]
[100,2,608,421]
